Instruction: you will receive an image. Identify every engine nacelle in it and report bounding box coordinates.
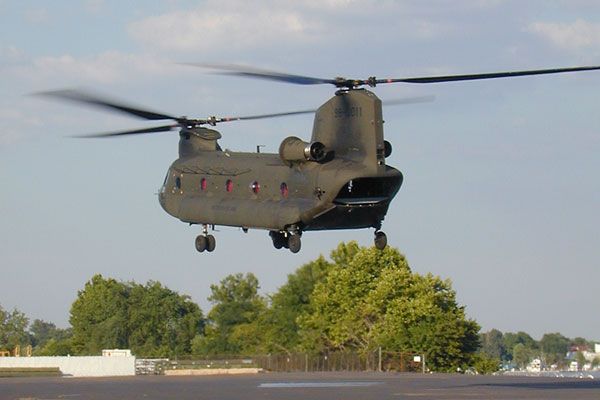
[279,136,326,164]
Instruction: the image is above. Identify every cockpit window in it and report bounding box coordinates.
[175,177,181,189]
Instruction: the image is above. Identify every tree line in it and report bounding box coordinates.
[1,241,595,372]
[478,328,600,370]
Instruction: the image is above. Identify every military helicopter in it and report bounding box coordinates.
[39,64,600,253]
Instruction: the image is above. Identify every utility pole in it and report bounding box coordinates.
[378,347,382,372]
[422,353,426,374]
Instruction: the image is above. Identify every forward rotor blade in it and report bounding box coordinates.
[182,63,334,85]
[35,89,178,121]
[71,124,177,138]
[381,65,600,84]
[220,108,318,122]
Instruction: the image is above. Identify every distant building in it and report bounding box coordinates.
[569,361,579,372]
[565,343,600,371]
[526,358,543,372]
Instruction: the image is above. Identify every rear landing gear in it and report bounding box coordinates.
[374,230,387,250]
[269,231,286,249]
[196,225,216,253]
[287,233,301,254]
[270,230,302,253]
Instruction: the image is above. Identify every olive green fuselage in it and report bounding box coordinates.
[159,88,403,233]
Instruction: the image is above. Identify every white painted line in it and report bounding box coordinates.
[259,381,382,388]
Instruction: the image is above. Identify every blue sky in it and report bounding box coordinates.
[1,0,599,340]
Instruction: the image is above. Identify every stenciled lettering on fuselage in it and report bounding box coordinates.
[334,106,362,119]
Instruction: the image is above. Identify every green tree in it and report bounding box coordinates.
[261,255,332,353]
[127,281,204,357]
[35,337,74,356]
[298,242,480,371]
[540,332,569,366]
[503,331,538,361]
[30,319,57,348]
[471,352,500,374]
[70,274,204,356]
[0,305,30,350]
[29,319,72,349]
[480,329,506,360]
[197,273,266,355]
[512,343,532,369]
[575,351,586,370]
[70,274,130,354]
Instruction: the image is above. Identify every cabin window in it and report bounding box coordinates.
[251,181,260,194]
[280,182,289,198]
[226,179,233,192]
[200,177,207,191]
[175,177,181,189]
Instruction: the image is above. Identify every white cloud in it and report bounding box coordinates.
[529,19,600,49]
[128,7,320,52]
[0,106,43,146]
[0,50,184,146]
[126,1,463,53]
[85,0,105,14]
[5,51,176,86]
[24,7,49,24]
[0,45,25,62]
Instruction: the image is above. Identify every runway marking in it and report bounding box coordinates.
[259,381,382,388]
[16,394,81,400]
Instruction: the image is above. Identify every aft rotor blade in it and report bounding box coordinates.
[218,95,435,123]
[183,63,335,85]
[71,124,177,138]
[190,63,600,88]
[35,89,178,121]
[384,95,435,105]
[381,65,600,84]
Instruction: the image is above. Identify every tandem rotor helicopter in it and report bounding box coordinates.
[39,64,600,253]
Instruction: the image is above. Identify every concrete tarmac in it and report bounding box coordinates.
[1,371,600,400]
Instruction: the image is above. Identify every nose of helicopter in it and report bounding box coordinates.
[158,185,178,218]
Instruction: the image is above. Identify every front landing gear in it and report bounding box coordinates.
[374,230,387,250]
[195,225,216,253]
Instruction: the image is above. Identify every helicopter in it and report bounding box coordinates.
[39,64,600,253]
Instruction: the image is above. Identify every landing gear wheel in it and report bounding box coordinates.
[206,235,216,252]
[270,231,285,249]
[374,231,387,250]
[288,234,301,253]
[195,235,207,252]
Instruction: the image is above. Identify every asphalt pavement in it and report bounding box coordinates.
[1,371,599,400]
